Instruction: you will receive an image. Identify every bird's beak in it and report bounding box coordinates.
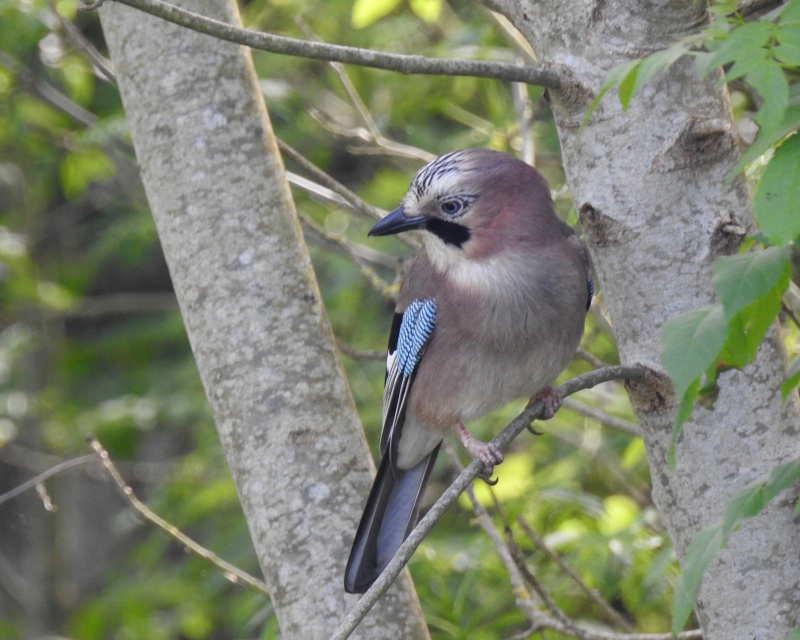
[368,205,428,237]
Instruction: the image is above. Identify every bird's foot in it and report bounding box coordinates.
[455,421,503,480]
[527,386,563,421]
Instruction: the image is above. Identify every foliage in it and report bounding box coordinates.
[0,0,797,638]
[591,0,800,634]
[0,0,665,637]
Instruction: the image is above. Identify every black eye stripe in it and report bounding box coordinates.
[424,219,471,247]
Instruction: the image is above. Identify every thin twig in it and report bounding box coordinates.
[286,171,351,209]
[575,348,609,369]
[277,139,421,251]
[92,0,566,89]
[0,52,97,127]
[516,515,635,633]
[87,436,270,595]
[445,445,548,625]
[512,76,535,167]
[328,364,652,640]
[561,397,641,438]
[297,211,399,271]
[299,213,397,302]
[0,454,95,507]
[294,19,435,164]
[336,339,385,361]
[452,438,632,634]
[277,140,383,222]
[48,1,117,85]
[504,528,584,634]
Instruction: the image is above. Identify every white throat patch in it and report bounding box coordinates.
[423,235,527,293]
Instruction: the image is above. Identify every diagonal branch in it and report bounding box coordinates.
[516,514,635,633]
[92,0,565,89]
[87,436,270,595]
[328,364,653,640]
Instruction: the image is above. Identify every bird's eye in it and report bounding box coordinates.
[441,200,463,216]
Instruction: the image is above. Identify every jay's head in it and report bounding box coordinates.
[368,148,559,263]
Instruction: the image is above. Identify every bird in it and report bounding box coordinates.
[344,148,592,594]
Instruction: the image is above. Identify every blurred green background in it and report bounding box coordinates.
[0,0,684,637]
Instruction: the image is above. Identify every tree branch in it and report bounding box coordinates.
[87,436,270,595]
[516,515,635,633]
[561,397,641,437]
[328,364,652,640]
[93,0,565,89]
[0,454,95,507]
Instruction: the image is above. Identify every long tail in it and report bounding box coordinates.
[344,443,441,594]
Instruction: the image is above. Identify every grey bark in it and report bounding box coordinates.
[492,1,800,638]
[98,1,430,638]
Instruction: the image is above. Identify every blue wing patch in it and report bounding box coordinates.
[396,299,437,378]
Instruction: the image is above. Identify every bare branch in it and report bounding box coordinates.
[295,19,436,164]
[48,1,117,85]
[516,515,635,633]
[87,436,270,595]
[92,0,565,89]
[335,339,386,361]
[575,347,610,369]
[277,140,384,223]
[328,364,653,640]
[47,292,179,319]
[0,454,95,506]
[0,51,97,127]
[561,397,641,437]
[504,527,584,634]
[298,212,397,302]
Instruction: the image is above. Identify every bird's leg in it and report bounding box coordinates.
[455,421,503,478]
[527,385,563,420]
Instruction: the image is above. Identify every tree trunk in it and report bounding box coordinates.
[493,1,800,638]
[98,1,430,638]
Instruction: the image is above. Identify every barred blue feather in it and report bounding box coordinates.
[396,299,437,378]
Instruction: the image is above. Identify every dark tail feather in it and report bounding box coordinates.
[344,443,441,594]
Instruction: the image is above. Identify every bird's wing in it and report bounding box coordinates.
[344,298,440,594]
[378,298,437,466]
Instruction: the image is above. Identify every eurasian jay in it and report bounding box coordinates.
[344,148,592,594]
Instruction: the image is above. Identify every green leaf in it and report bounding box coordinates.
[781,0,800,23]
[732,102,800,172]
[669,379,700,468]
[785,628,800,640]
[746,59,789,136]
[777,23,800,48]
[762,457,800,503]
[351,0,402,28]
[753,133,800,244]
[673,456,800,634]
[698,21,774,78]
[713,245,791,317]
[59,147,115,199]
[782,355,800,399]
[671,524,723,636]
[721,458,800,544]
[619,43,689,109]
[775,42,800,66]
[409,0,441,23]
[718,287,783,368]
[583,59,639,125]
[723,50,770,83]
[661,305,729,398]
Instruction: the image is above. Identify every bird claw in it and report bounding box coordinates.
[526,423,544,436]
[527,386,563,421]
[456,421,503,478]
